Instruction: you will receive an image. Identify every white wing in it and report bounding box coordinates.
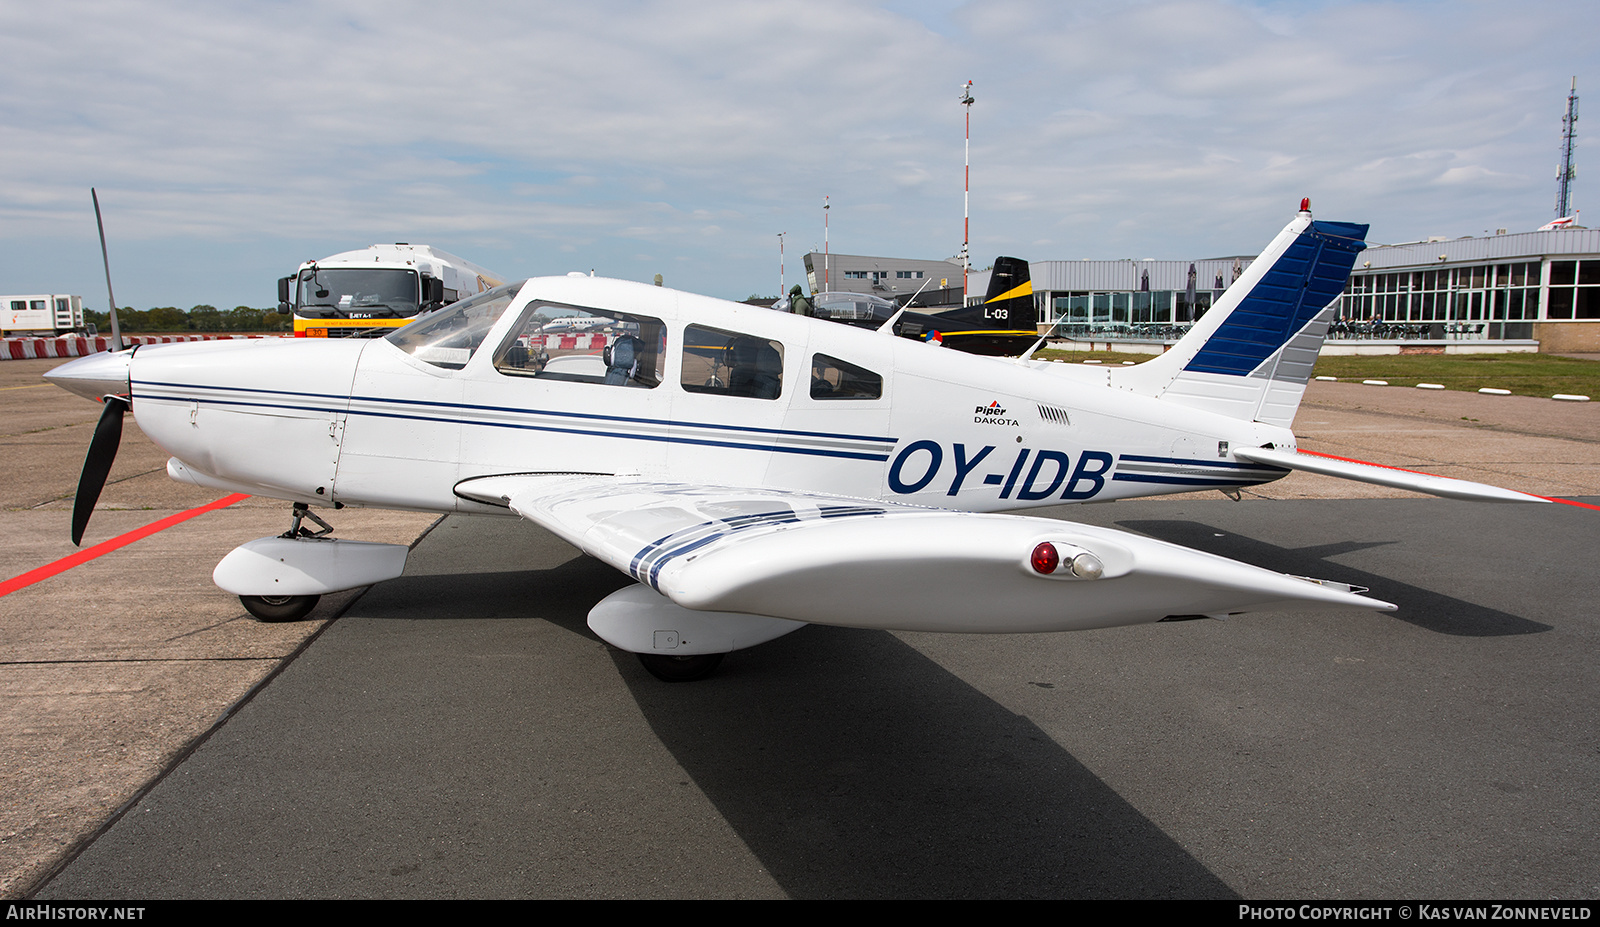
[455,474,1394,636]
[1231,447,1550,503]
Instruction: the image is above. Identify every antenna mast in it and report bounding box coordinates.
[959,80,974,303]
[1557,77,1579,219]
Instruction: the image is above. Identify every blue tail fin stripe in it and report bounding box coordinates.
[1183,220,1368,376]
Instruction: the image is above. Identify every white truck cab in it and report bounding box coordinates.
[278,244,502,338]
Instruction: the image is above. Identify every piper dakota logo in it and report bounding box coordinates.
[974,400,1019,426]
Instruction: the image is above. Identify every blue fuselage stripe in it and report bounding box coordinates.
[1112,473,1265,487]
[132,379,896,445]
[131,383,896,462]
[1118,454,1288,471]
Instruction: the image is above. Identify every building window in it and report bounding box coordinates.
[1547,260,1600,319]
[1342,261,1542,332]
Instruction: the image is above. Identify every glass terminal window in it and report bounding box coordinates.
[681,325,784,399]
[494,302,666,388]
[810,354,882,400]
[385,280,525,369]
[1547,260,1600,319]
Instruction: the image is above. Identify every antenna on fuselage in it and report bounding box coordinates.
[1014,320,1063,365]
[901,275,936,309]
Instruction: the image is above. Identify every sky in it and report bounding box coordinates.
[2,0,1596,311]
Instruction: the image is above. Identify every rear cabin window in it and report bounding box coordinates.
[810,354,882,400]
[680,325,784,399]
[494,302,666,388]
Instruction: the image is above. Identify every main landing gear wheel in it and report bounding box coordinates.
[637,652,724,682]
[240,594,320,623]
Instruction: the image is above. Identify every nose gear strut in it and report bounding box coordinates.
[282,502,334,539]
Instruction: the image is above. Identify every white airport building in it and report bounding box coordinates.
[804,225,1600,352]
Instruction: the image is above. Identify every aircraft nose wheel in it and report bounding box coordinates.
[239,594,321,623]
[637,652,724,682]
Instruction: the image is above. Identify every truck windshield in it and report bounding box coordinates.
[297,268,420,319]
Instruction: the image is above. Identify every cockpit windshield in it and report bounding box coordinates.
[773,291,897,323]
[386,280,527,369]
[297,267,422,319]
[813,292,896,321]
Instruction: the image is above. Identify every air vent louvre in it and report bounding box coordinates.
[1037,404,1071,425]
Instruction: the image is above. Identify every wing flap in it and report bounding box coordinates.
[1231,447,1550,503]
[455,474,1395,633]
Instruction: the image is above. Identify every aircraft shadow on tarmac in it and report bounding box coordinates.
[1116,519,1551,637]
[362,553,1238,898]
[608,627,1235,899]
[359,554,635,630]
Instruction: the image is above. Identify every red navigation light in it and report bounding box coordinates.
[1030,541,1059,575]
[1299,197,1311,212]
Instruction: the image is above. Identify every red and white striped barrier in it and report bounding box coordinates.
[1,334,284,361]
[529,333,610,351]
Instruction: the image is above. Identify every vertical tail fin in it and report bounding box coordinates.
[1110,206,1367,426]
[978,256,1033,317]
[923,256,1034,331]
[902,257,1036,355]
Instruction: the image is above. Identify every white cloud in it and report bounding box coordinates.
[0,0,1596,306]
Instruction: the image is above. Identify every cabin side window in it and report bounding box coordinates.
[680,325,784,400]
[810,354,882,400]
[494,302,666,388]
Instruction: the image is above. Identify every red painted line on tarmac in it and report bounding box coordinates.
[1537,495,1600,510]
[0,493,251,598]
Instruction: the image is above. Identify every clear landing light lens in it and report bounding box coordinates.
[1070,553,1104,580]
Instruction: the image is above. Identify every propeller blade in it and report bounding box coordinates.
[72,396,129,546]
[91,188,125,352]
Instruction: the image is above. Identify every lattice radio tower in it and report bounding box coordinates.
[1557,77,1579,219]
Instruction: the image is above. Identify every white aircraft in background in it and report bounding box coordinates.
[47,202,1549,681]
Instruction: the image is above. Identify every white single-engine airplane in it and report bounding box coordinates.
[47,202,1550,680]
